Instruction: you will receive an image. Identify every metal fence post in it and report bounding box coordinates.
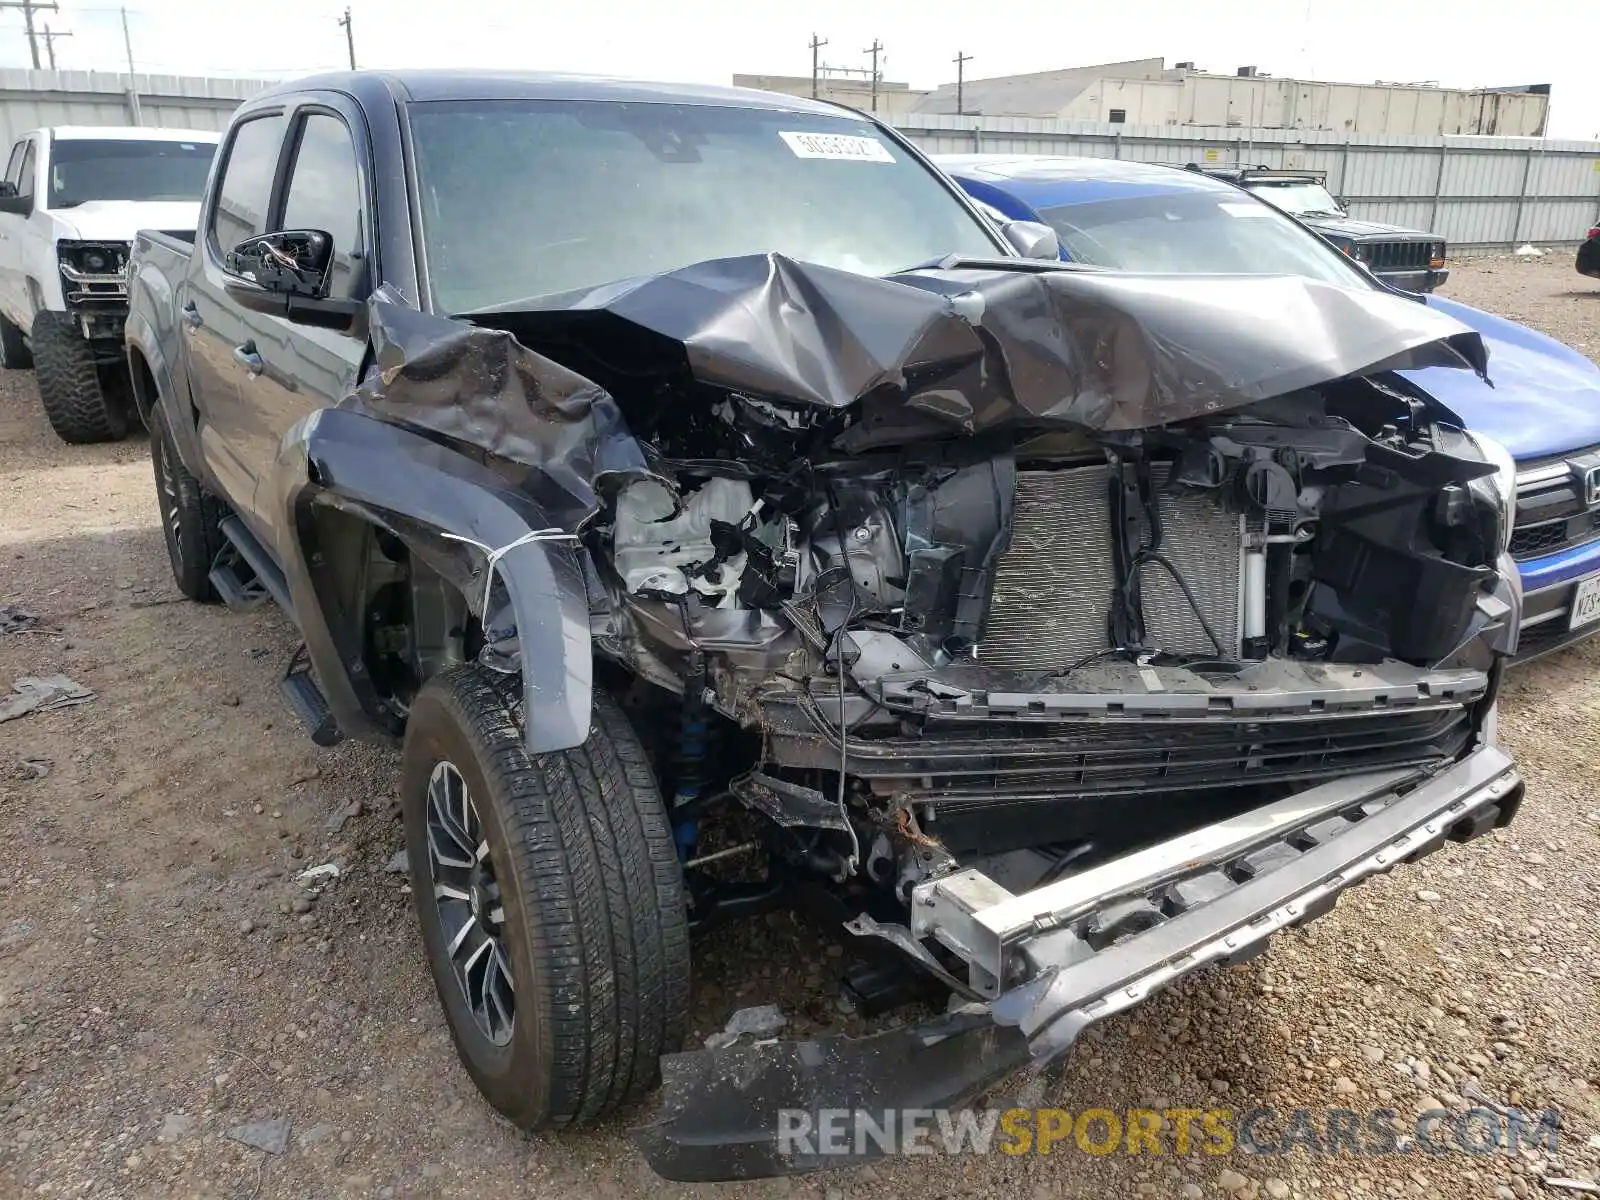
[1510,144,1535,246]
[1338,141,1351,207]
[1429,147,1447,233]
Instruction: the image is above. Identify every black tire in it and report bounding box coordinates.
[32,310,126,443]
[0,311,31,369]
[401,667,690,1129]
[149,404,225,602]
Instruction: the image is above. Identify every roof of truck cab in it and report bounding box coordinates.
[934,154,1237,208]
[45,125,220,141]
[254,69,862,117]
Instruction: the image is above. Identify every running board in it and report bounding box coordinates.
[282,650,344,747]
[212,516,295,619]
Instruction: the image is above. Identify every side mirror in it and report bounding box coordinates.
[221,229,362,332]
[225,229,334,298]
[0,187,32,215]
[1000,219,1061,261]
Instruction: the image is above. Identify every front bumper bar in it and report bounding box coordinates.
[633,744,1522,1181]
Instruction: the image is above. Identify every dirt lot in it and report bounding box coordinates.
[2,254,1599,1200]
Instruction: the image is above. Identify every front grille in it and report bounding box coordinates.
[1364,240,1432,272]
[845,706,1471,806]
[981,464,1243,669]
[1512,447,1600,562]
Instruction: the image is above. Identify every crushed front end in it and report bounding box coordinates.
[356,254,1526,1182]
[57,239,132,342]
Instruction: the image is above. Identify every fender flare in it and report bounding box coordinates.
[124,310,207,472]
[270,406,595,754]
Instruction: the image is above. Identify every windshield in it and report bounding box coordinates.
[47,138,215,208]
[1245,180,1344,218]
[1038,192,1368,287]
[407,99,1001,313]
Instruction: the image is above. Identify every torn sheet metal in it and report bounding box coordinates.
[466,252,1487,437]
[344,259,1485,530]
[347,285,656,532]
[0,675,94,723]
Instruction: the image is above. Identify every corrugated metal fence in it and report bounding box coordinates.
[0,68,267,148]
[889,113,1600,251]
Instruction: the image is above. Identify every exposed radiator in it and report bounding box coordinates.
[980,464,1244,670]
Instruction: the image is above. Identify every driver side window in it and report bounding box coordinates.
[208,113,288,256]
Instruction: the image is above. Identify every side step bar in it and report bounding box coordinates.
[282,650,344,747]
[211,516,295,619]
[210,518,341,746]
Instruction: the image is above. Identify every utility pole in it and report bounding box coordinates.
[808,33,827,99]
[120,7,141,125]
[862,38,882,112]
[39,21,68,69]
[953,50,973,115]
[0,0,60,69]
[337,7,356,70]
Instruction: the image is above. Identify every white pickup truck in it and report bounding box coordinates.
[0,125,218,442]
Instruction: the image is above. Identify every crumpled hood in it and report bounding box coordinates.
[49,199,202,241]
[350,254,1489,530]
[1397,293,1600,460]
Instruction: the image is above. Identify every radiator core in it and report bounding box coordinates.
[980,464,1245,670]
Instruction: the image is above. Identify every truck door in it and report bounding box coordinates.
[0,137,33,328]
[227,99,370,528]
[184,110,290,537]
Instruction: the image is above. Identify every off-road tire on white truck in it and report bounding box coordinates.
[32,310,126,443]
[0,312,31,369]
[401,666,691,1129]
[149,404,225,602]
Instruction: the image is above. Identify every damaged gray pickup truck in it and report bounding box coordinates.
[124,71,1526,1181]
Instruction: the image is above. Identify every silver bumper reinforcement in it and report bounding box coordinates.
[634,745,1523,1182]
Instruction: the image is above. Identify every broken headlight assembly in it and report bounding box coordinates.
[57,239,130,284]
[1468,431,1517,555]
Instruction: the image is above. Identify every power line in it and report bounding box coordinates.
[336,6,354,70]
[808,32,826,100]
[0,0,59,70]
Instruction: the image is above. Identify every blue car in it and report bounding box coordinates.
[937,154,1600,663]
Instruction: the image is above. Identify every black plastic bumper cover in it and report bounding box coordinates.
[632,744,1522,1181]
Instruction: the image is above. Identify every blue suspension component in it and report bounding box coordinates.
[672,651,709,861]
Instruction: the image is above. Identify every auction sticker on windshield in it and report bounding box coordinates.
[1569,574,1600,630]
[779,131,895,162]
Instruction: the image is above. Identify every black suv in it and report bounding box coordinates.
[1187,164,1449,292]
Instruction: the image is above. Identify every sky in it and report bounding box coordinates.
[10,0,1598,140]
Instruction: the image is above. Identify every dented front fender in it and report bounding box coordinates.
[270,407,595,754]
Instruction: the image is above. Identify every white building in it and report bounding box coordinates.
[909,59,1550,138]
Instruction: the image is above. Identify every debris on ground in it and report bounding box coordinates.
[224,1118,291,1155]
[296,862,341,885]
[704,1004,787,1050]
[0,604,42,635]
[325,800,362,833]
[1515,244,1545,257]
[0,675,94,723]
[1544,1180,1600,1195]
[383,849,408,874]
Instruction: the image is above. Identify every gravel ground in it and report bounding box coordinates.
[1,253,1598,1200]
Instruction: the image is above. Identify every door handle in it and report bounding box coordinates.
[181,301,201,330]
[232,342,263,375]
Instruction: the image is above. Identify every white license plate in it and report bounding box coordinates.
[1570,574,1600,631]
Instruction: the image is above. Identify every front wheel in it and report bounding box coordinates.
[401,667,690,1129]
[31,311,126,443]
